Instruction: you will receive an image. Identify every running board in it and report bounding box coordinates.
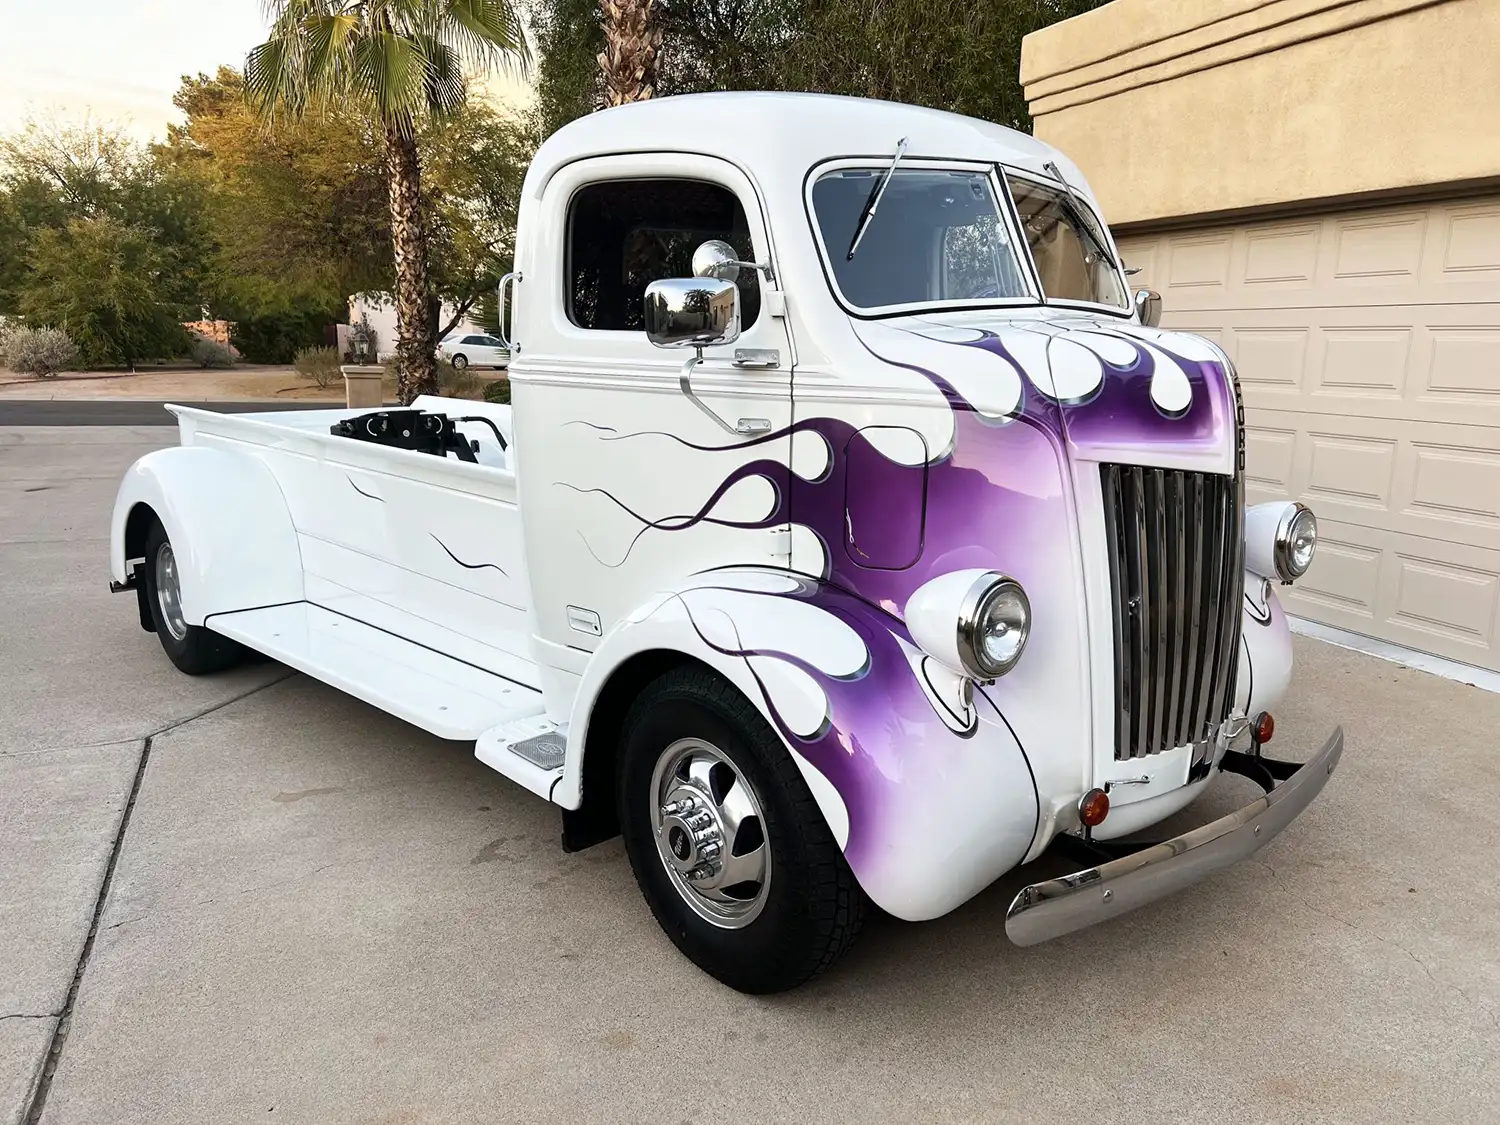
[207,602,544,740]
[475,715,569,801]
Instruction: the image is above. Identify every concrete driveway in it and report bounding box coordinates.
[2,423,1497,1125]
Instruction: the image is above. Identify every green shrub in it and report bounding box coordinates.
[482,378,511,404]
[293,345,340,389]
[3,325,79,377]
[229,308,338,364]
[190,336,235,369]
[438,358,480,399]
[380,357,482,400]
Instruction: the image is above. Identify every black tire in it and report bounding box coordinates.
[450,353,468,370]
[618,666,865,993]
[142,519,245,676]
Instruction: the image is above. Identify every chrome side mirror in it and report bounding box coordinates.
[643,277,741,351]
[1134,288,1162,328]
[644,277,749,437]
[692,239,741,283]
[691,239,776,286]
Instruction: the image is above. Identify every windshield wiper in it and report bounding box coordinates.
[1043,159,1118,271]
[846,136,909,261]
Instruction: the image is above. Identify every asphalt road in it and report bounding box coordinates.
[0,401,332,426]
[2,424,1498,1124]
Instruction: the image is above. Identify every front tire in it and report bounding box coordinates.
[618,666,865,993]
[142,519,244,675]
[450,353,468,370]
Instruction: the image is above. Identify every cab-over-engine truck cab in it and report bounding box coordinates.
[111,94,1341,993]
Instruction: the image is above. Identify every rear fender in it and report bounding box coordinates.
[111,445,303,624]
[563,568,1040,921]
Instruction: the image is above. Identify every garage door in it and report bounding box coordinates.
[1117,196,1500,673]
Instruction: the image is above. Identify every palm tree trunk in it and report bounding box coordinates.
[383,119,437,404]
[598,0,662,106]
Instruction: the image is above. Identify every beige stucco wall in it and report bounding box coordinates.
[1022,0,1500,227]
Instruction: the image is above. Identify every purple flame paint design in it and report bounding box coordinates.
[669,575,1037,878]
[567,316,1236,907]
[567,318,1230,614]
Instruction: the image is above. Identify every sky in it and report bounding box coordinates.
[0,0,533,141]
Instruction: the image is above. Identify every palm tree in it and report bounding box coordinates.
[598,0,662,106]
[246,1,528,403]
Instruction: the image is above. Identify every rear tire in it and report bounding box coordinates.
[618,666,865,993]
[450,353,468,370]
[142,519,244,675]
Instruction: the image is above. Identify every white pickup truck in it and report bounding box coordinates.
[110,93,1341,993]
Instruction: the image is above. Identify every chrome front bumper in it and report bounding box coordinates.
[1005,726,1344,946]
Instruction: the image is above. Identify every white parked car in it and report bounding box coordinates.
[109,93,1340,993]
[438,332,509,370]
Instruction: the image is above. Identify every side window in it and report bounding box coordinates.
[461,335,485,345]
[566,178,762,332]
[1005,175,1127,309]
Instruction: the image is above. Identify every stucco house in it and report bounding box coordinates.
[1024,0,1500,680]
[346,294,488,361]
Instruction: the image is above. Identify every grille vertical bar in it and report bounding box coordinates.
[1147,470,1169,758]
[1102,463,1244,761]
[1168,473,1188,748]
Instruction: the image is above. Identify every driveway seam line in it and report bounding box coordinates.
[20,672,294,1125]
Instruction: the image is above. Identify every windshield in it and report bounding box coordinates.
[1006,174,1128,309]
[812,168,1029,311]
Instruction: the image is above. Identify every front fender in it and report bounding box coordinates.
[110,445,303,623]
[1237,575,1294,717]
[564,569,1040,921]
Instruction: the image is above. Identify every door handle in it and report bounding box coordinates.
[497,271,520,352]
[732,348,779,369]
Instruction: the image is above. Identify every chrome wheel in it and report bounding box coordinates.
[154,542,188,641]
[650,738,771,929]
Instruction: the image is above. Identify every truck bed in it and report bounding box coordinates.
[168,396,538,702]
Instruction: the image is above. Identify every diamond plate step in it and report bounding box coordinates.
[475,714,569,801]
[511,730,566,770]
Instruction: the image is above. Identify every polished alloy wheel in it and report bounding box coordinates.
[650,737,771,928]
[154,542,188,641]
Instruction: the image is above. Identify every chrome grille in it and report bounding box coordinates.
[1101,464,1244,760]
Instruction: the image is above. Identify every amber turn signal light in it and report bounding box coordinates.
[1253,711,1275,745]
[1079,787,1110,828]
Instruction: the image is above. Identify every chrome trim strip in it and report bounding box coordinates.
[1102,469,1131,762]
[1208,473,1244,727]
[1130,467,1150,758]
[1166,471,1187,749]
[1193,472,1225,738]
[1149,469,1169,759]
[1006,727,1344,946]
[1183,472,1205,742]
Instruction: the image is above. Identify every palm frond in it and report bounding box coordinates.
[303,12,361,93]
[412,35,469,116]
[353,31,428,132]
[248,0,528,127]
[245,37,303,120]
[444,0,531,70]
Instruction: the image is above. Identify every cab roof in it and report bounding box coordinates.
[526,92,1090,198]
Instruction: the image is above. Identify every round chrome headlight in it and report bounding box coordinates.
[958,574,1031,678]
[1275,504,1318,581]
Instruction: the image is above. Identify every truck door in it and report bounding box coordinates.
[512,154,793,678]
